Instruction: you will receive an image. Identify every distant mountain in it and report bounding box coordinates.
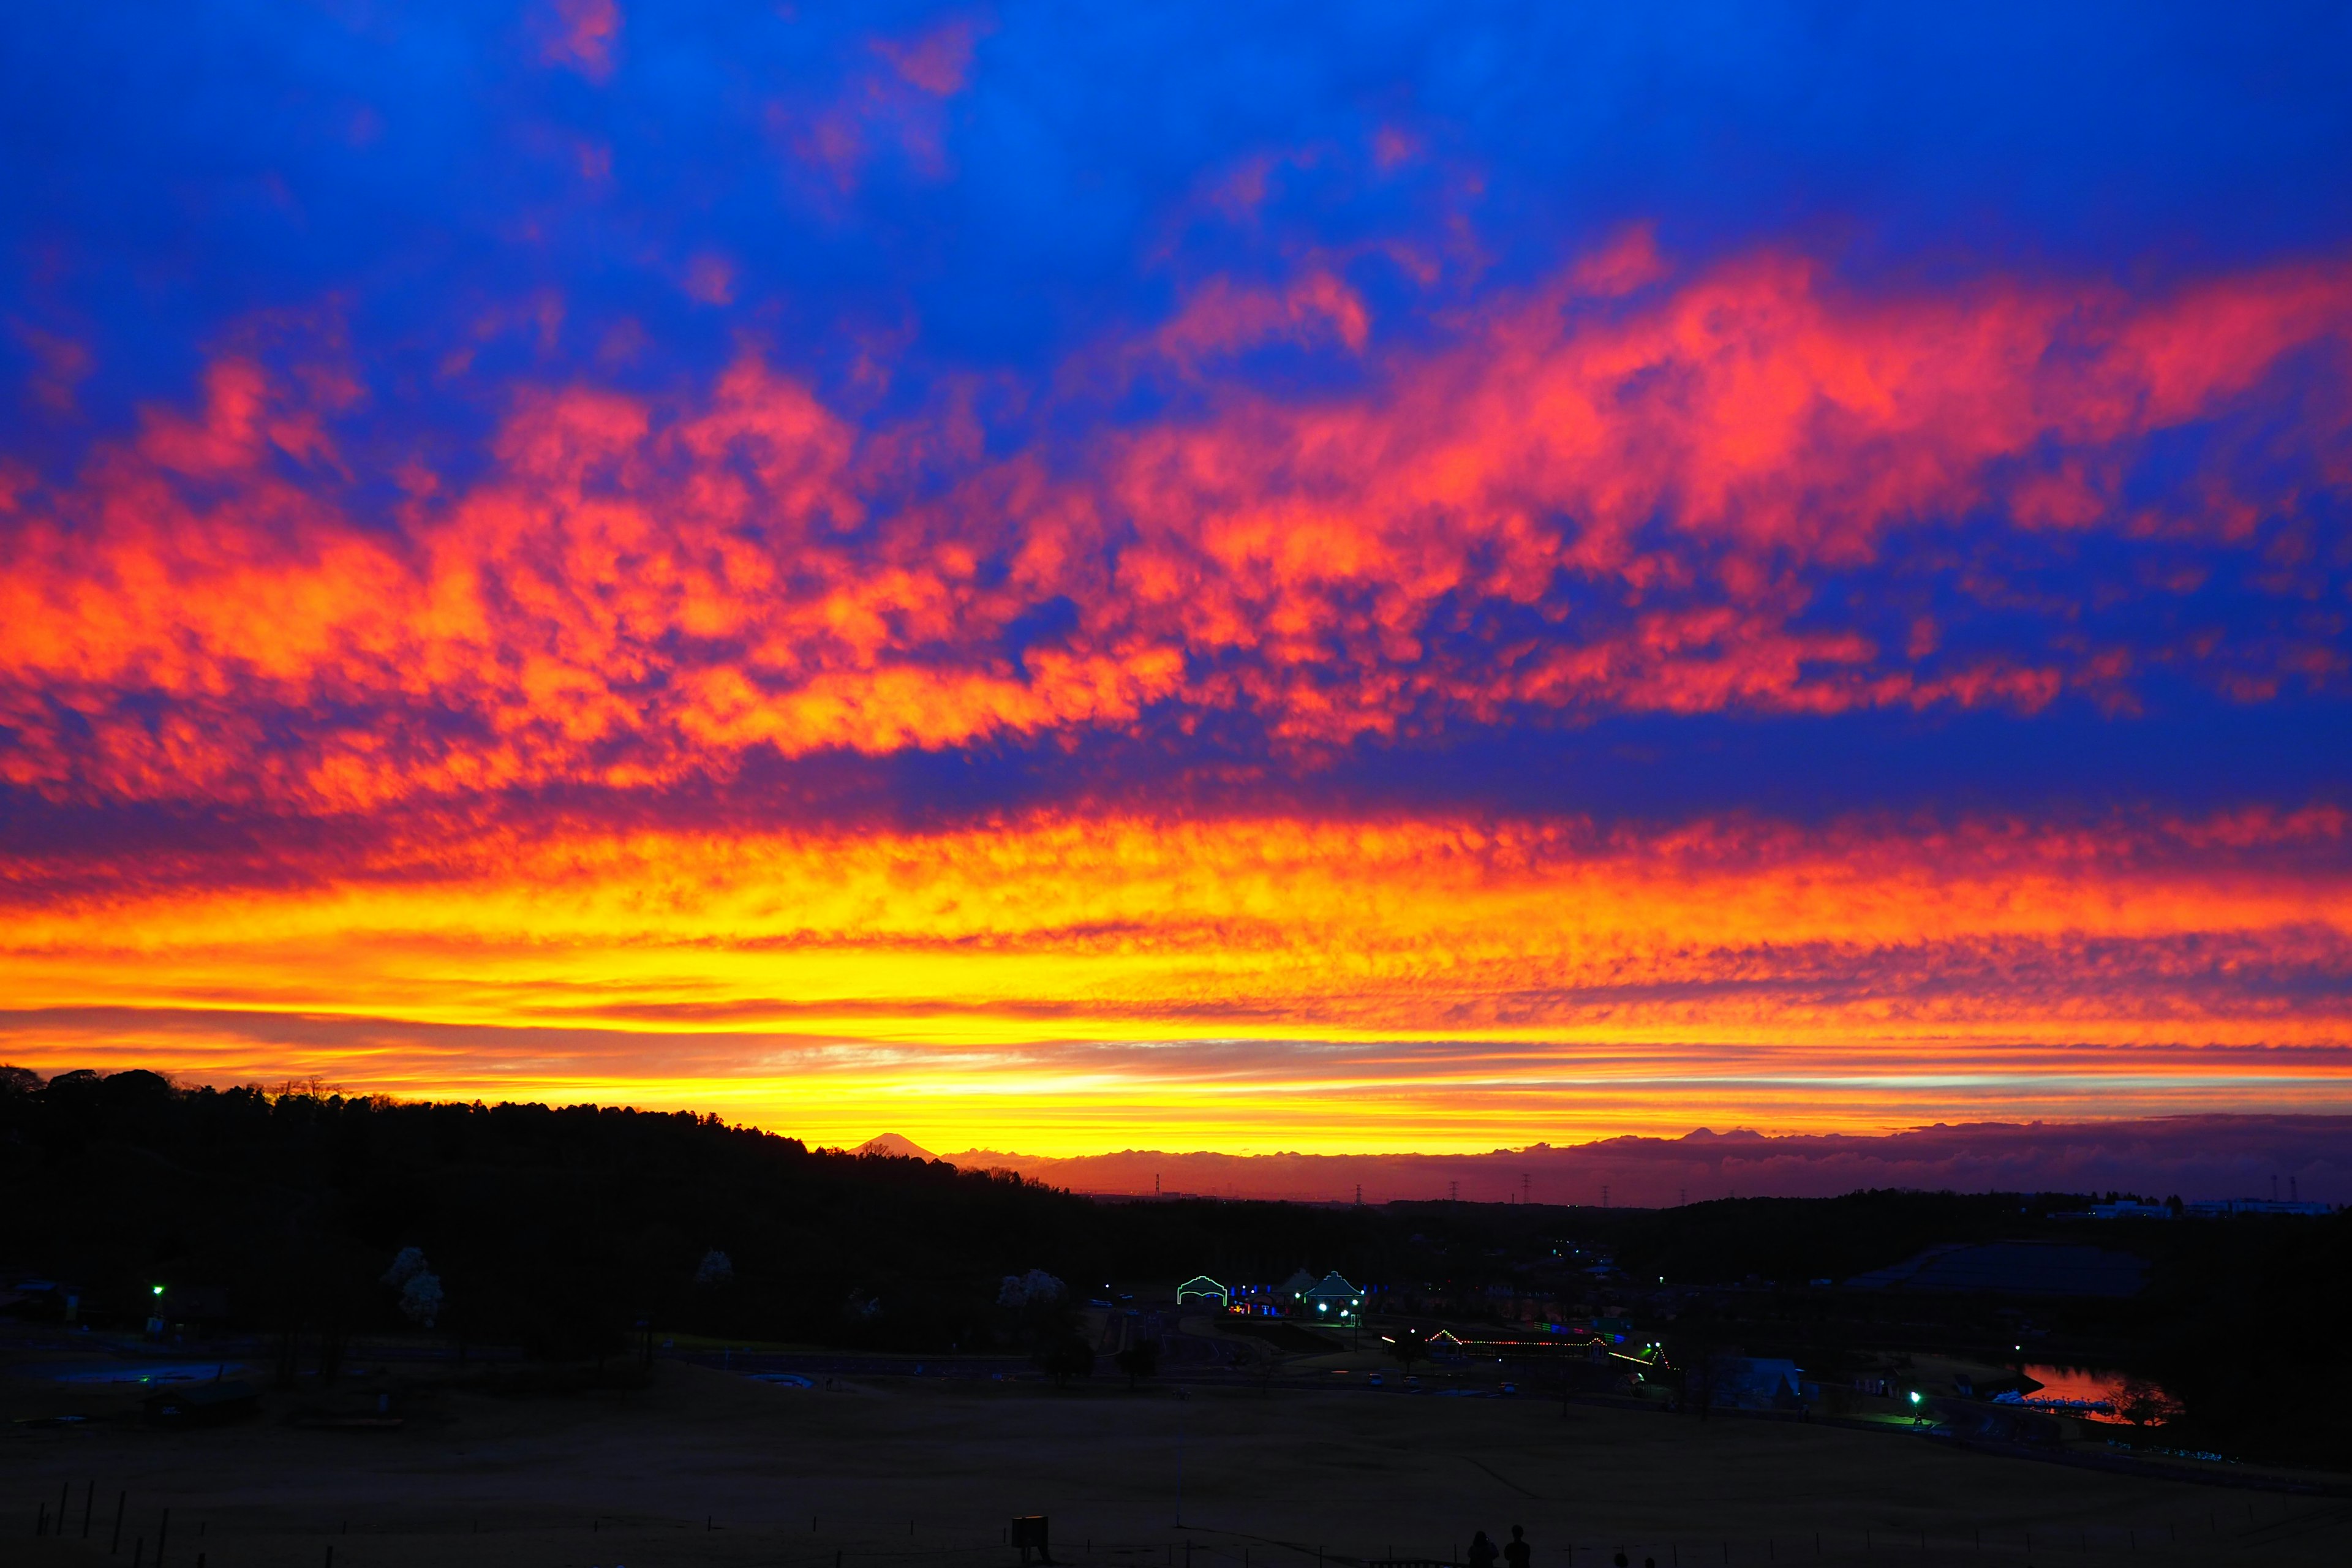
[943,1115,2352,1207]
[851,1133,937,1159]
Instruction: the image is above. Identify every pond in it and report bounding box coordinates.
[1994,1363,2181,1425]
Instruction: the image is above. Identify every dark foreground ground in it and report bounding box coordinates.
[7,1329,2348,1568]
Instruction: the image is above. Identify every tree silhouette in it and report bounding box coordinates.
[1039,1333,1095,1385]
[1115,1336,1161,1389]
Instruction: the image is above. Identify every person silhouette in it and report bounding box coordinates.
[1503,1525,1531,1568]
[1613,1554,1629,1568]
[1469,1531,1499,1568]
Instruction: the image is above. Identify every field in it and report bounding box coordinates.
[7,1317,2348,1568]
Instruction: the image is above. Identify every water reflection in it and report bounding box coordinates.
[1995,1363,2182,1425]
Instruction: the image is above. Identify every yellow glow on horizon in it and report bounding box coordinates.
[4,809,2347,1154]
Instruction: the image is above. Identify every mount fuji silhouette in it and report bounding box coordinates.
[851,1132,937,1159]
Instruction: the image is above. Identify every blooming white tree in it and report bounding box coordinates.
[695,1249,735,1287]
[398,1270,443,1328]
[382,1246,427,1287]
[997,1269,1065,1307]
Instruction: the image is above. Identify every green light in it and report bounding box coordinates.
[151,1284,165,1297]
[1907,1391,1921,1405]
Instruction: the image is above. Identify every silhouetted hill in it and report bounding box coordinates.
[6,1069,2349,1464]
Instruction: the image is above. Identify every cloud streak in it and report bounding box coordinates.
[3,805,2347,1149]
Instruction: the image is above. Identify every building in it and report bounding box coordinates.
[2184,1197,2334,1217]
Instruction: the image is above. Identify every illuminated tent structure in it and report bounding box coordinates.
[1175,1275,1229,1307]
[1300,1271,1363,1321]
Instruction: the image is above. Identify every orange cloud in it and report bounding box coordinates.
[1,806,2345,1152]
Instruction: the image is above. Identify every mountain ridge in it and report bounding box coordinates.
[942,1114,2352,1205]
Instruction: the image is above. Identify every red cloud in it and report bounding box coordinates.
[1,241,2348,807]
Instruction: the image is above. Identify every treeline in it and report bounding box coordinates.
[0,1069,1409,1359]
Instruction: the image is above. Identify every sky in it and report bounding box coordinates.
[3,1,2351,1156]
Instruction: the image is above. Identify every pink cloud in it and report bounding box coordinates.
[11,322,94,413]
[1371,125,1422,172]
[538,0,621,84]
[682,253,736,306]
[870,16,992,97]
[1567,222,1670,298]
[1151,270,1371,366]
[772,23,992,195]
